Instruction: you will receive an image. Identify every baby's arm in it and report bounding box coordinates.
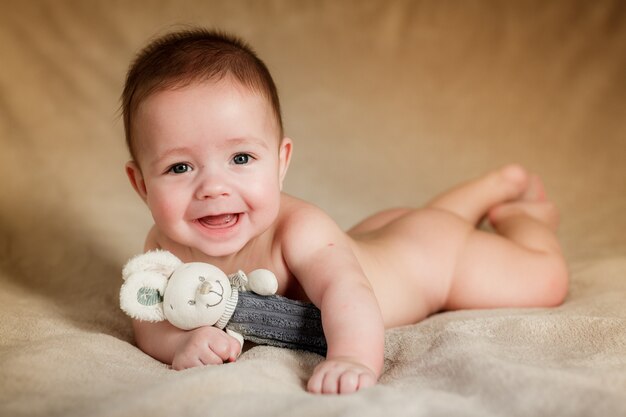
[133,319,241,369]
[282,205,385,394]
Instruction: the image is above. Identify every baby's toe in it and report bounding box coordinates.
[492,164,530,201]
[522,174,548,202]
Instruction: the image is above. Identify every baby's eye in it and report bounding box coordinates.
[168,163,191,174]
[232,153,252,165]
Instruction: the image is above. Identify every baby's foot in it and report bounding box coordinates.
[488,174,560,231]
[472,164,529,225]
[430,163,531,225]
[489,163,530,202]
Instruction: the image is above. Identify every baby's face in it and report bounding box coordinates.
[130,79,291,257]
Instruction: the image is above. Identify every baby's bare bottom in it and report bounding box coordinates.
[348,164,568,328]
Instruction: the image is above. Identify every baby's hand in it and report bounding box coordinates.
[171,326,241,370]
[307,357,378,394]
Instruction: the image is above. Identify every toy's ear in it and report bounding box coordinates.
[122,250,182,279]
[120,250,183,322]
[120,270,168,322]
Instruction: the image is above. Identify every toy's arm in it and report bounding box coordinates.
[229,269,278,295]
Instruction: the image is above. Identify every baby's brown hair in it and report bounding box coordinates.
[122,28,283,161]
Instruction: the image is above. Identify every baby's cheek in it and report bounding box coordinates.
[251,189,280,223]
[149,194,184,226]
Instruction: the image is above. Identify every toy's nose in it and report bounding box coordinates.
[197,280,224,307]
[198,281,213,294]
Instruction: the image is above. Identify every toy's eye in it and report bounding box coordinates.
[199,276,205,282]
[188,300,196,306]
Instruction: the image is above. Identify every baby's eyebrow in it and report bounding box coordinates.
[223,137,270,150]
[151,146,193,167]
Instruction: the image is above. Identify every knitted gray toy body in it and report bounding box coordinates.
[226,292,326,355]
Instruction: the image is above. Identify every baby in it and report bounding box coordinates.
[122,29,568,395]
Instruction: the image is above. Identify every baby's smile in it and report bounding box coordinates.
[197,213,241,228]
[192,212,245,243]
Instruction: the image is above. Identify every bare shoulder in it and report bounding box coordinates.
[278,193,331,220]
[277,194,352,263]
[277,194,343,240]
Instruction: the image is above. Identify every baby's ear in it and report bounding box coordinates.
[278,137,293,189]
[120,270,168,322]
[125,161,148,202]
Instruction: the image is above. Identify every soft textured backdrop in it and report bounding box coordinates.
[1,1,625,416]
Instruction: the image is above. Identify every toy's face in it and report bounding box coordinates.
[163,262,233,330]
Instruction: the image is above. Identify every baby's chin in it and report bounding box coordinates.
[168,237,240,259]
[154,229,243,261]
[189,235,252,260]
[194,244,244,259]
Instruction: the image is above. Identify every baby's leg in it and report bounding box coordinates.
[445,180,568,310]
[349,164,528,236]
[427,164,530,224]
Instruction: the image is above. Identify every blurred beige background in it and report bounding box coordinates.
[1,0,624,267]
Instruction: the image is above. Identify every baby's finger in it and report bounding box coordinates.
[210,335,242,362]
[227,336,242,361]
[321,370,342,394]
[307,368,326,394]
[338,371,360,394]
[210,337,234,361]
[358,372,377,391]
[172,353,204,370]
[199,348,225,366]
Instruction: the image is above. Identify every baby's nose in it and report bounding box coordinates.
[195,172,231,199]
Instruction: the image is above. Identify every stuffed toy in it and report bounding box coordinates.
[120,250,327,355]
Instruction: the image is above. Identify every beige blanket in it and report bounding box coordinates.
[1,1,625,416]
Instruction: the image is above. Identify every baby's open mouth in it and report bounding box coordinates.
[197,213,240,228]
